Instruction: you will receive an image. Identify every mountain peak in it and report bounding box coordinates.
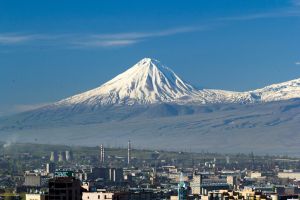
[134,58,167,71]
[138,57,157,64]
[54,58,300,108]
[56,58,199,106]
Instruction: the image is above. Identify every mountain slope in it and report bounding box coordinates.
[39,58,300,108]
[2,58,300,155]
[1,99,300,155]
[52,58,259,107]
[251,78,300,102]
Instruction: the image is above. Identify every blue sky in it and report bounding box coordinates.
[0,0,300,116]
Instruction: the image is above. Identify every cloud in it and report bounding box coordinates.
[90,27,201,40]
[12,103,49,112]
[0,102,49,117]
[292,0,300,6]
[0,26,204,49]
[216,1,300,22]
[295,62,300,65]
[217,9,300,21]
[2,6,300,49]
[73,39,139,47]
[71,26,204,48]
[0,34,35,44]
[0,33,68,46]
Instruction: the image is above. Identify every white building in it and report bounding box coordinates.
[26,194,47,200]
[249,171,262,179]
[278,172,300,180]
[82,192,114,200]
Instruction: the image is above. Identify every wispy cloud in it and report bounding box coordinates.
[217,9,300,22]
[0,26,205,49]
[292,0,300,6]
[73,39,139,47]
[71,26,205,48]
[12,103,49,112]
[216,0,300,22]
[90,27,200,40]
[295,62,300,65]
[1,5,300,49]
[0,103,49,117]
[0,33,68,46]
[0,34,35,44]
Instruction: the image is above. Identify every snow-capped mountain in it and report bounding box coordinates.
[2,58,300,155]
[55,58,200,106]
[52,58,300,107]
[251,78,300,102]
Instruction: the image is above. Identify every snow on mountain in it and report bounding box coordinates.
[56,58,200,106]
[53,58,300,108]
[195,89,255,104]
[3,58,300,155]
[251,78,300,102]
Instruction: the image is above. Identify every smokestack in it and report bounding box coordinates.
[50,151,58,162]
[100,144,105,165]
[127,140,131,165]
[58,152,65,162]
[65,150,73,161]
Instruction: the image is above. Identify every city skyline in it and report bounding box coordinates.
[1,2,300,198]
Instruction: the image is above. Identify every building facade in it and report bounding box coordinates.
[48,177,82,200]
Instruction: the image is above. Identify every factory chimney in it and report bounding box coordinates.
[100,144,105,165]
[127,140,131,165]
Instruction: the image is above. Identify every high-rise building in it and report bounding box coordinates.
[48,172,82,200]
[24,173,42,187]
[90,167,109,181]
[227,175,238,190]
[178,173,189,200]
[190,172,202,195]
[46,162,56,174]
